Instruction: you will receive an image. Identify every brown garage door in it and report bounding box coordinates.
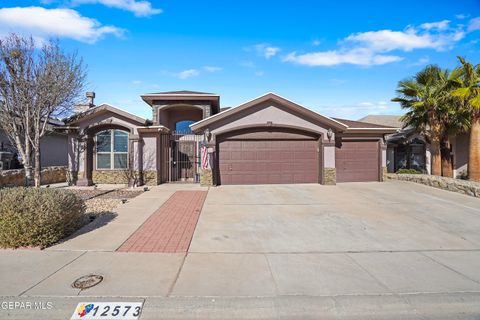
[336,141,379,182]
[218,140,319,185]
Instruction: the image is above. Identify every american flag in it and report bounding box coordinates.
[201,145,209,169]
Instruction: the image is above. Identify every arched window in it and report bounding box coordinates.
[175,120,196,134]
[96,129,128,169]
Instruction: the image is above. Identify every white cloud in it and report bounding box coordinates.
[203,66,222,72]
[254,71,264,77]
[131,80,142,85]
[70,0,161,17]
[0,6,123,43]
[284,19,466,67]
[456,14,469,20]
[175,69,199,79]
[345,26,463,52]
[468,17,480,32]
[246,43,280,59]
[420,20,450,31]
[312,39,321,46]
[283,48,403,67]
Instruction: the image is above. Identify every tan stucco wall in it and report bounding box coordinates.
[323,145,335,168]
[142,135,158,171]
[40,133,68,167]
[207,101,332,139]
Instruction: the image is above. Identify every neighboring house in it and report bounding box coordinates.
[60,91,397,186]
[358,115,470,178]
[0,120,68,170]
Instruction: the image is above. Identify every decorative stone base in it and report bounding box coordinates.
[91,170,160,186]
[200,169,213,186]
[92,170,129,184]
[324,168,336,185]
[382,167,388,181]
[387,173,480,198]
[142,171,160,186]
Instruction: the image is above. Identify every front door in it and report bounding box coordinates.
[169,134,201,182]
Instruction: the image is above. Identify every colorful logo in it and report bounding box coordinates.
[76,303,94,318]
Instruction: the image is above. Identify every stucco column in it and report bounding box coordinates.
[200,139,215,186]
[323,142,336,185]
[380,141,388,181]
[128,134,140,187]
[76,134,93,186]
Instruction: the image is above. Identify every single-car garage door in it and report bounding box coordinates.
[336,140,379,182]
[218,140,319,185]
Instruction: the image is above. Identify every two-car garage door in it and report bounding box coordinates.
[218,139,319,185]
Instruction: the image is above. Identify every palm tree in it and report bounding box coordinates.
[449,57,480,181]
[392,65,451,176]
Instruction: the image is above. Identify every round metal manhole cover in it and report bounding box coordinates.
[72,274,103,289]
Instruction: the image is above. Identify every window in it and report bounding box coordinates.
[96,129,128,169]
[175,120,196,134]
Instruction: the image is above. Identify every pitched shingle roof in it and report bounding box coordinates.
[332,118,395,129]
[147,90,215,95]
[357,115,403,128]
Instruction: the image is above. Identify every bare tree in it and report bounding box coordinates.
[0,34,86,186]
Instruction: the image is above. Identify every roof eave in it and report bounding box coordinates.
[65,104,147,126]
[141,93,220,108]
[344,128,399,134]
[190,92,349,132]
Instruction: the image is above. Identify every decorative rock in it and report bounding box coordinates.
[387,173,480,198]
[0,166,66,187]
[324,168,336,185]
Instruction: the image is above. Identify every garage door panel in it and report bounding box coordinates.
[219,139,319,185]
[336,141,379,183]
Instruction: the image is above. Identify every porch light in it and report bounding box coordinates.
[203,128,212,143]
[327,128,333,141]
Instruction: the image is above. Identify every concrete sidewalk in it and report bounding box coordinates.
[4,293,480,320]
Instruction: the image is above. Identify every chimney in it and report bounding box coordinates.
[86,91,95,107]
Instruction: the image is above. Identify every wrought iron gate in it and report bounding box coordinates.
[168,132,203,183]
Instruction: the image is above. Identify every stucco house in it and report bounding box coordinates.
[0,119,68,170]
[59,91,398,186]
[359,115,470,178]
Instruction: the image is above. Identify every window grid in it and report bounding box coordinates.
[96,129,129,170]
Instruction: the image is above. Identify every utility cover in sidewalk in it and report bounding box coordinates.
[72,274,103,289]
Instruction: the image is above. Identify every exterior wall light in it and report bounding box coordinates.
[327,128,333,141]
[203,128,212,143]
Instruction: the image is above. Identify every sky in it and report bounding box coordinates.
[0,0,479,120]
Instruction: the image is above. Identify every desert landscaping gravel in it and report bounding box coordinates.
[66,188,144,216]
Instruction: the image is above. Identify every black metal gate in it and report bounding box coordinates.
[168,132,203,183]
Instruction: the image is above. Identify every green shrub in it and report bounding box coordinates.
[396,168,422,174]
[0,187,87,249]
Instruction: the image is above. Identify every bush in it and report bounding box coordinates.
[396,168,422,174]
[0,187,87,249]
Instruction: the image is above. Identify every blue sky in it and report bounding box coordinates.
[1,0,479,120]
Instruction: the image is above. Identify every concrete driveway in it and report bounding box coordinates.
[190,181,480,253]
[171,180,480,300]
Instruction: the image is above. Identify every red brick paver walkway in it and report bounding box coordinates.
[117,191,208,253]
